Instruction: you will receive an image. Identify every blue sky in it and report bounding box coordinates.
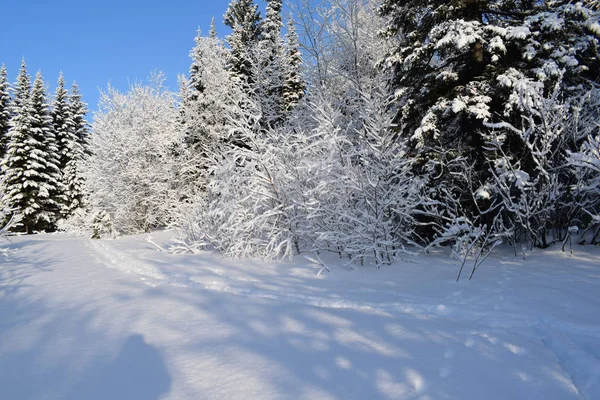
[0,0,251,116]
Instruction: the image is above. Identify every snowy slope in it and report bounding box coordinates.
[1,232,599,399]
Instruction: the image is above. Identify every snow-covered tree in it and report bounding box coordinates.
[178,31,246,197]
[2,63,62,232]
[83,73,181,236]
[209,17,218,39]
[378,1,600,244]
[61,82,90,215]
[29,71,63,227]
[568,88,600,243]
[0,173,22,251]
[51,73,76,214]
[224,0,262,87]
[69,82,89,153]
[255,0,286,126]
[283,16,305,112]
[0,64,11,159]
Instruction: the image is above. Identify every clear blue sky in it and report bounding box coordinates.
[0,0,252,117]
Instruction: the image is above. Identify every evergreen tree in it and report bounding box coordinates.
[379,0,600,244]
[209,17,218,39]
[29,71,63,228]
[52,73,73,169]
[2,62,61,232]
[283,17,305,112]
[0,64,11,159]
[1,59,34,229]
[178,30,249,195]
[379,0,599,150]
[52,72,81,216]
[224,0,261,87]
[64,81,90,213]
[256,0,286,126]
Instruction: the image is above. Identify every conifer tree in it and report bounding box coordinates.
[256,0,286,126]
[0,64,11,159]
[64,82,90,213]
[283,16,305,112]
[379,1,600,244]
[1,59,34,229]
[2,62,61,232]
[30,71,62,228]
[52,73,79,215]
[224,0,261,87]
[52,73,74,169]
[209,17,218,39]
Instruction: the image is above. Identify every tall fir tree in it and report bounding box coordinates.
[51,72,78,215]
[1,59,34,227]
[0,64,11,159]
[1,62,61,232]
[29,71,63,228]
[379,0,600,244]
[256,0,286,126]
[224,0,262,87]
[209,17,218,39]
[64,81,90,214]
[283,16,305,112]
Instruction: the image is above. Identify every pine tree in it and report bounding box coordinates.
[256,0,286,126]
[52,72,80,216]
[209,17,218,39]
[64,81,90,213]
[29,71,62,228]
[224,0,261,87]
[178,30,249,195]
[1,59,34,229]
[0,64,11,159]
[379,1,600,244]
[2,62,61,232]
[283,16,305,112]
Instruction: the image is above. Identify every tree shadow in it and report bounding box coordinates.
[67,334,172,400]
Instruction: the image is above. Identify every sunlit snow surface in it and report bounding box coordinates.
[1,232,599,399]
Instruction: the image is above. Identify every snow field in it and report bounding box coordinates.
[1,232,599,399]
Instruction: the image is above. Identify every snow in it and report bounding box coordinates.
[1,231,600,400]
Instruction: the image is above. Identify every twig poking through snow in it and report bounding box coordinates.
[304,253,331,276]
[147,238,164,252]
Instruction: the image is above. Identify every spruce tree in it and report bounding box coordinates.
[64,82,89,213]
[257,0,286,126]
[30,71,62,228]
[52,72,78,215]
[283,17,305,112]
[0,64,11,159]
[1,59,34,229]
[224,0,261,87]
[2,62,60,232]
[209,17,218,39]
[379,0,600,244]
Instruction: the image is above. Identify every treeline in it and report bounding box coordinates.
[0,60,89,233]
[3,0,600,268]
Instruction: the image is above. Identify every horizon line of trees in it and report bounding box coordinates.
[3,0,600,272]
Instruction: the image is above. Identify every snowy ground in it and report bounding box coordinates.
[1,232,599,400]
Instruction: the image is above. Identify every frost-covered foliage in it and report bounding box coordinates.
[224,0,262,88]
[1,62,62,233]
[568,89,600,243]
[0,173,22,246]
[178,31,251,199]
[283,18,305,111]
[0,64,11,159]
[79,74,181,236]
[175,75,426,265]
[378,0,600,247]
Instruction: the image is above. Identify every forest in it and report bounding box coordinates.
[1,0,599,270]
